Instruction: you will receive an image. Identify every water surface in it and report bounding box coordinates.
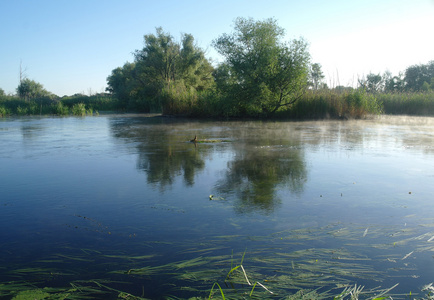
[1,115,433,299]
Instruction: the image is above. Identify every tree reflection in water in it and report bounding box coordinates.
[216,143,307,214]
[110,117,307,212]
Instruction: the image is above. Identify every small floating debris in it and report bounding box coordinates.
[189,135,226,143]
[363,227,369,237]
[402,251,414,260]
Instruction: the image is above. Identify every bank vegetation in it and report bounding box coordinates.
[1,18,433,119]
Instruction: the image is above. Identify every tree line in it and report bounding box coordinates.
[105,17,434,117]
[1,17,433,118]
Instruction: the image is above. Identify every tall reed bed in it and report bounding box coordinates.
[378,91,434,115]
[275,89,383,119]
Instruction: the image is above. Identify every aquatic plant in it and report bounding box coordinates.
[71,103,86,116]
[0,105,10,117]
[378,90,434,116]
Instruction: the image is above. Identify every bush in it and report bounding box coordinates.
[0,105,10,117]
[71,103,86,116]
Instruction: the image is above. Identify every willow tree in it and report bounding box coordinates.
[107,28,213,112]
[213,17,311,116]
[133,27,214,112]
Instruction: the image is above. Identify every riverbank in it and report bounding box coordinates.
[1,90,434,119]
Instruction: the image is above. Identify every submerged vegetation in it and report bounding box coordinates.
[2,222,434,299]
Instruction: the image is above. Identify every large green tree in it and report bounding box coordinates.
[106,62,138,109]
[212,17,310,116]
[107,28,213,112]
[133,28,213,110]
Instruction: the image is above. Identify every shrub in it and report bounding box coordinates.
[71,103,86,116]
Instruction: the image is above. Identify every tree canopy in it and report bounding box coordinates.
[107,27,214,112]
[16,79,52,100]
[212,17,311,116]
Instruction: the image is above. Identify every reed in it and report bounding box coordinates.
[275,89,383,119]
[378,91,434,115]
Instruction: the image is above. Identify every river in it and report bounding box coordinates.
[0,115,433,299]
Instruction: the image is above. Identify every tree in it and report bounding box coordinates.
[358,73,383,93]
[383,71,405,93]
[212,17,310,116]
[134,28,213,95]
[106,62,138,109]
[404,61,434,91]
[309,63,325,90]
[106,28,214,112]
[0,88,5,97]
[16,79,51,101]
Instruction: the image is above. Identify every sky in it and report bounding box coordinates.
[1,0,433,96]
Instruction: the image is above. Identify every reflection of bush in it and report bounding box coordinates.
[137,146,205,188]
[218,146,307,214]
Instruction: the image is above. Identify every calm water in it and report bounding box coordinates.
[1,115,433,299]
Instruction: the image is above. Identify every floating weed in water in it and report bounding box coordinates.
[363,227,369,237]
[102,254,156,260]
[402,251,414,260]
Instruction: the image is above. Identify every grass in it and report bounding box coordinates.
[0,94,113,117]
[378,91,434,116]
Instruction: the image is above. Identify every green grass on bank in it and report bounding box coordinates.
[1,90,434,119]
[0,94,115,117]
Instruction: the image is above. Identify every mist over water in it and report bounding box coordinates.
[0,115,433,298]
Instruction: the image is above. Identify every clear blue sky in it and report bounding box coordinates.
[1,0,433,96]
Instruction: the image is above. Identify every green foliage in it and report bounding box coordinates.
[53,101,70,116]
[107,27,214,113]
[212,17,311,117]
[309,63,325,90]
[60,94,114,111]
[106,62,138,109]
[16,79,53,100]
[0,105,10,117]
[378,90,434,115]
[71,103,86,116]
[276,89,383,119]
[404,60,434,91]
[358,73,384,93]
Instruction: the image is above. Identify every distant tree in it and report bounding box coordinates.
[358,73,384,93]
[309,63,325,90]
[0,88,5,97]
[334,86,353,93]
[383,71,405,93]
[16,79,52,101]
[212,17,310,116]
[404,61,434,91]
